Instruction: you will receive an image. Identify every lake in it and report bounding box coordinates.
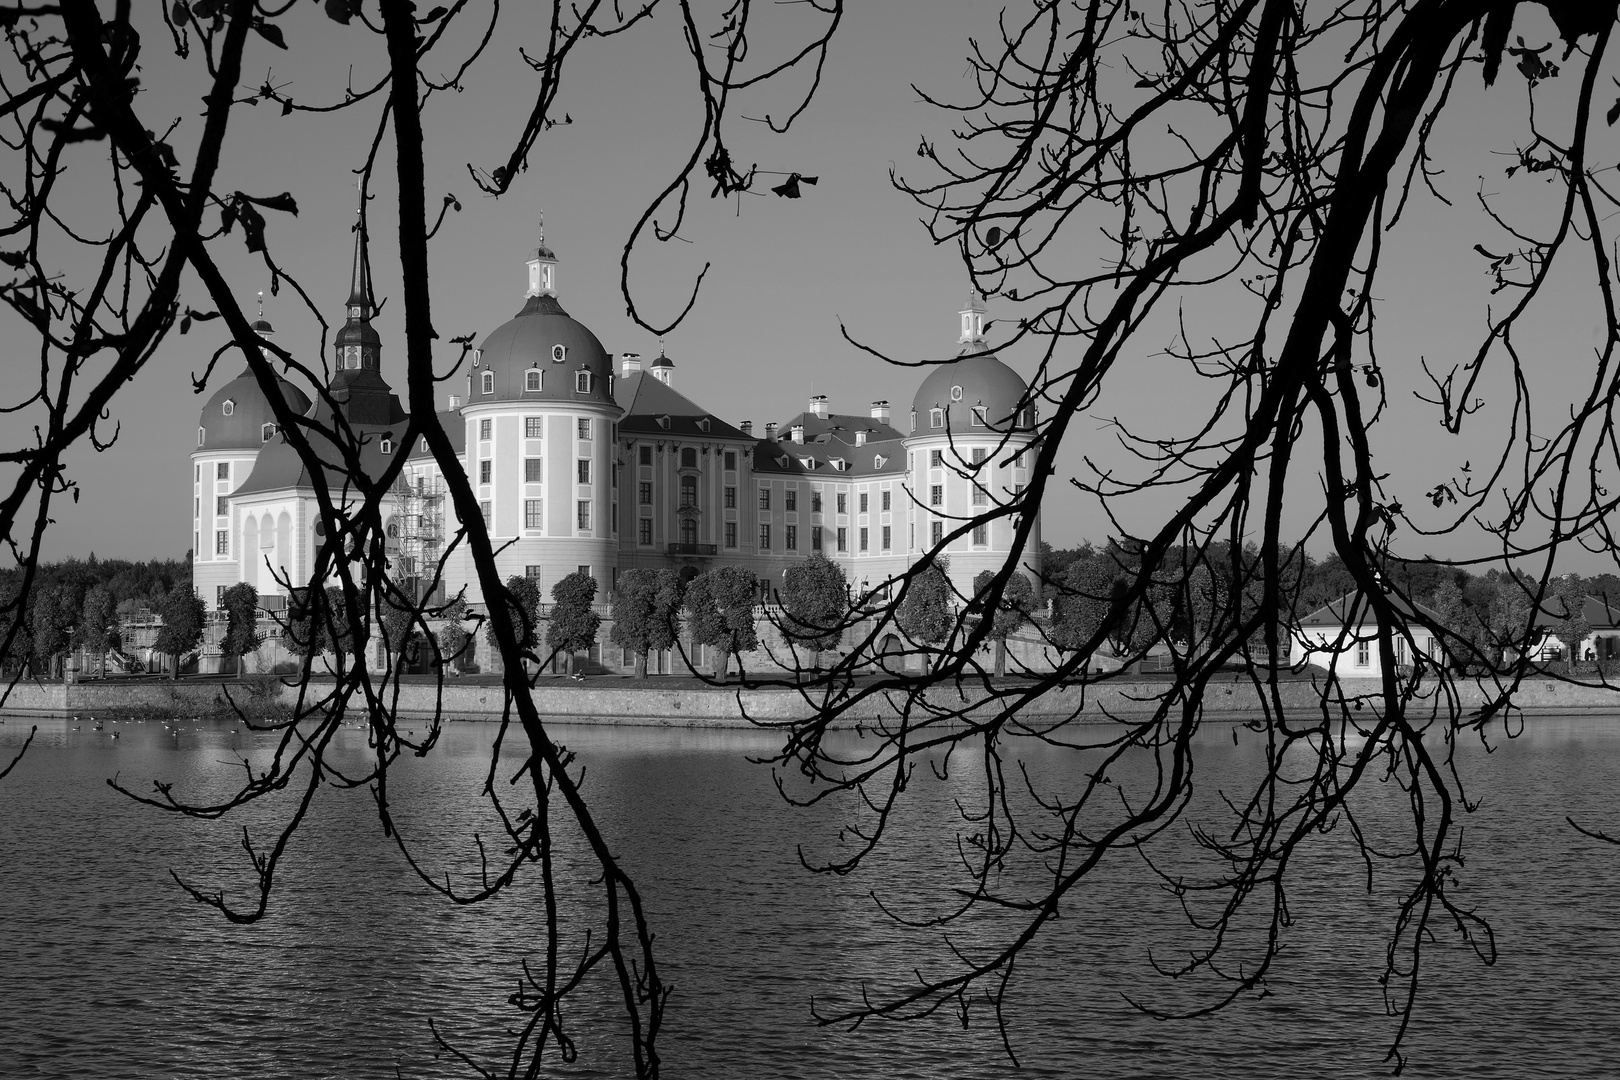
[1,711,1617,1078]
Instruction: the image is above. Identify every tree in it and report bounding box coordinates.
[219,583,262,677]
[685,566,761,680]
[153,589,205,681]
[1547,578,1594,664]
[76,584,118,678]
[972,569,1033,676]
[610,568,685,679]
[895,557,954,649]
[778,552,848,668]
[487,574,543,659]
[1049,554,1119,657]
[435,595,477,673]
[31,582,81,680]
[547,571,600,676]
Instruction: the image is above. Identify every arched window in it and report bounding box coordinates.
[261,423,276,443]
[930,408,945,429]
[575,369,592,393]
[482,371,495,394]
[681,447,697,468]
[222,399,234,416]
[387,522,399,539]
[971,406,987,427]
[380,437,394,456]
[525,369,542,392]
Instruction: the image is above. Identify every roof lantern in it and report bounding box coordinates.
[958,290,988,349]
[649,343,674,386]
[526,213,559,299]
[334,181,381,375]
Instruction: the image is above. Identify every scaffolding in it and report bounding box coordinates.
[394,471,445,601]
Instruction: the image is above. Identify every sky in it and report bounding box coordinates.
[15,2,1620,574]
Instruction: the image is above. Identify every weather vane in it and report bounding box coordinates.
[257,291,264,319]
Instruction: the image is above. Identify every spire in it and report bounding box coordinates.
[250,289,274,338]
[958,290,988,348]
[334,180,381,374]
[347,180,372,314]
[525,214,558,298]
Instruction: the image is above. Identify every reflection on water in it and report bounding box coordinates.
[1,713,1617,1078]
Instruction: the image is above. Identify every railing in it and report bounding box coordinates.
[665,543,718,556]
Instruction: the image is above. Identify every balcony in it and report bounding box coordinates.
[665,542,718,556]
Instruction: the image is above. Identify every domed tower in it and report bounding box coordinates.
[459,224,622,600]
[190,303,313,609]
[903,292,1041,595]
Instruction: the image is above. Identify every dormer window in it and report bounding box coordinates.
[697,418,710,433]
[525,369,542,392]
[829,457,847,471]
[380,436,394,456]
[657,415,670,429]
[197,427,205,447]
[575,368,592,393]
[950,385,964,402]
[776,454,790,468]
[261,423,276,443]
[482,371,495,394]
[552,344,567,364]
[472,349,481,368]
[874,454,888,469]
[971,405,987,427]
[930,408,945,429]
[222,399,234,416]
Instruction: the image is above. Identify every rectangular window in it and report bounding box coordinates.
[479,460,492,483]
[217,585,226,605]
[837,493,847,515]
[930,449,943,467]
[640,445,652,465]
[859,527,869,552]
[578,565,592,580]
[811,526,822,550]
[724,486,737,508]
[930,484,943,506]
[881,525,891,550]
[639,519,653,545]
[811,492,822,512]
[1013,450,1026,468]
[836,527,847,552]
[930,408,944,429]
[525,417,543,438]
[785,489,797,511]
[577,501,592,530]
[525,499,543,529]
[759,488,771,510]
[859,493,869,514]
[194,497,199,518]
[215,530,228,555]
[931,520,943,545]
[216,495,228,516]
[725,522,738,548]
[759,523,772,549]
[639,481,653,505]
[972,447,987,465]
[724,451,737,470]
[216,462,229,480]
[577,418,592,439]
[1356,641,1370,667]
[972,523,988,546]
[480,500,491,522]
[971,406,987,427]
[612,502,618,532]
[972,486,989,507]
[480,418,492,441]
[525,458,543,482]
[786,525,798,550]
[526,564,542,582]
[881,490,891,512]
[578,460,591,484]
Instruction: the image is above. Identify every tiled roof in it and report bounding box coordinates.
[614,372,751,440]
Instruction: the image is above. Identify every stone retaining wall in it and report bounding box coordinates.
[7,674,1619,726]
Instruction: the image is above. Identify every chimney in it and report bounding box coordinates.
[855,429,868,447]
[871,399,890,424]
[620,352,642,377]
[447,394,462,410]
[740,420,753,436]
[764,422,777,441]
[791,424,805,443]
[809,394,829,419]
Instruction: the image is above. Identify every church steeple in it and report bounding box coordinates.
[525,213,558,299]
[334,181,381,375]
[958,291,988,350]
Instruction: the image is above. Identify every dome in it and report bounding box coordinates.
[196,364,312,452]
[909,350,1032,435]
[471,293,616,406]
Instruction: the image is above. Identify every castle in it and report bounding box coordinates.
[189,204,1041,670]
